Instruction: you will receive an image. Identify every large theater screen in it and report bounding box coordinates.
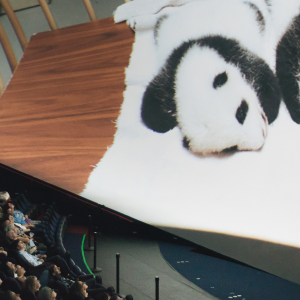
[1,0,300,280]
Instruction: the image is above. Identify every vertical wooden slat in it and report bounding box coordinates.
[0,21,18,72]
[82,0,97,21]
[0,72,4,96]
[37,0,58,30]
[0,0,28,50]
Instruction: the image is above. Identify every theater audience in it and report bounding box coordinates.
[0,192,134,300]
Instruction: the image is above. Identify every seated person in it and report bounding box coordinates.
[38,287,57,300]
[69,281,89,299]
[11,239,69,276]
[0,290,22,300]
[1,261,15,278]
[20,275,41,300]
[15,264,26,286]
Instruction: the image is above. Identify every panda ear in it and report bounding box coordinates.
[141,74,177,133]
[276,15,300,124]
[254,68,282,124]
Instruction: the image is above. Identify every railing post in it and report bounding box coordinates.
[84,215,94,251]
[155,276,159,300]
[116,253,120,294]
[91,231,102,273]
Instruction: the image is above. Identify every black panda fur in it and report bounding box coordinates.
[276,14,300,124]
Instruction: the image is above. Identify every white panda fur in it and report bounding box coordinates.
[140,0,283,154]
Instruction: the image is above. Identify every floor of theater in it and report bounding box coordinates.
[83,232,217,300]
[74,230,300,300]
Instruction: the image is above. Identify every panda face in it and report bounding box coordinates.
[141,37,281,154]
[175,46,268,153]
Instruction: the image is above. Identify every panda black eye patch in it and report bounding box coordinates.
[236,100,249,124]
[213,72,228,89]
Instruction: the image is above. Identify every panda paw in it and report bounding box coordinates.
[127,17,137,30]
[127,15,158,31]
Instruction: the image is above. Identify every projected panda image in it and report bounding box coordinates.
[82,0,300,249]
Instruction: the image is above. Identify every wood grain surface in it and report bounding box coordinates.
[0,17,134,194]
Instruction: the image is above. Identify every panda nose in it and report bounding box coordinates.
[236,100,249,124]
[221,145,238,153]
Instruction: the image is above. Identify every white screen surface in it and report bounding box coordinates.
[82,0,300,249]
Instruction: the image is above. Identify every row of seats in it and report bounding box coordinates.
[41,205,86,277]
[11,193,39,220]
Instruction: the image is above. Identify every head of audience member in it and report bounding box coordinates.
[8,203,14,210]
[0,261,15,278]
[5,225,15,233]
[9,216,14,224]
[0,192,10,202]
[1,290,21,300]
[38,287,57,300]
[16,265,26,276]
[2,204,13,215]
[47,265,60,277]
[10,239,26,252]
[94,293,111,300]
[24,276,41,294]
[69,281,88,298]
[6,230,17,240]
